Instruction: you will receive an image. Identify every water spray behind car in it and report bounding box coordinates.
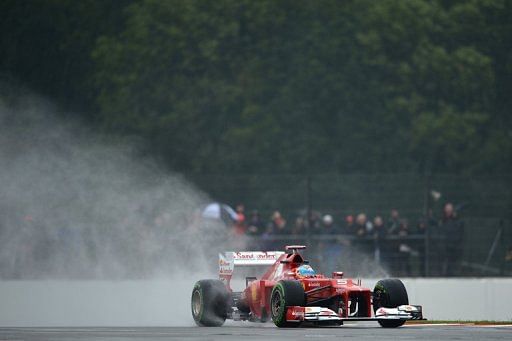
[0,90,241,280]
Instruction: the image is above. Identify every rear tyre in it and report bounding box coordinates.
[373,278,409,328]
[191,280,230,327]
[270,280,306,328]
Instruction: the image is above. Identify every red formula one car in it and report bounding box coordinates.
[191,245,424,328]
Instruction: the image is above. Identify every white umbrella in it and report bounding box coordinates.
[201,203,237,222]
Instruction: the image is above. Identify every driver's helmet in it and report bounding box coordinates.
[296,264,316,277]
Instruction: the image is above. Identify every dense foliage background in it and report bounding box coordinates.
[1,0,511,175]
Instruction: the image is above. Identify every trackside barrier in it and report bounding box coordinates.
[0,278,510,326]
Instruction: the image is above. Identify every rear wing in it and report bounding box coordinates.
[219,251,284,287]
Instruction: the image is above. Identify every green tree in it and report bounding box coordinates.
[4,0,508,175]
[90,0,512,174]
[0,0,132,113]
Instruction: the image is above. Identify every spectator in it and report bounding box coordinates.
[354,213,372,253]
[506,246,512,262]
[387,209,400,234]
[246,210,264,236]
[396,219,412,276]
[320,214,336,235]
[373,215,387,265]
[307,211,324,260]
[245,209,264,249]
[416,218,428,276]
[505,246,512,274]
[440,202,464,276]
[320,214,342,272]
[233,203,246,236]
[268,210,286,234]
[291,216,306,236]
[260,210,287,251]
[344,215,355,235]
[308,211,322,231]
[354,213,369,237]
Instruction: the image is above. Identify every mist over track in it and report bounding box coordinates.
[0,94,235,280]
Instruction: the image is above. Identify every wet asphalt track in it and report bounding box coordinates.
[1,323,511,341]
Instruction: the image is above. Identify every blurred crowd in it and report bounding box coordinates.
[2,198,510,279]
[229,202,465,277]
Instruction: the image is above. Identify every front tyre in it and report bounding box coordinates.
[270,280,305,328]
[191,280,230,327]
[373,278,409,328]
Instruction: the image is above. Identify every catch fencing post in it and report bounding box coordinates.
[306,175,312,248]
[423,172,431,277]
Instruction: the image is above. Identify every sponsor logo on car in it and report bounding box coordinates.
[219,259,231,266]
[233,252,280,260]
[290,308,304,317]
[376,308,387,316]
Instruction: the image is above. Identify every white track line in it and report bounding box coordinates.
[406,323,512,328]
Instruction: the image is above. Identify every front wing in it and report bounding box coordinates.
[286,305,424,323]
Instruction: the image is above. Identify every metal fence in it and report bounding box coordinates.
[188,173,512,277]
[1,173,509,279]
[237,232,512,278]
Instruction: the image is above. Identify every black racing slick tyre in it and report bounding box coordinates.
[270,280,306,328]
[373,278,409,328]
[191,280,230,327]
